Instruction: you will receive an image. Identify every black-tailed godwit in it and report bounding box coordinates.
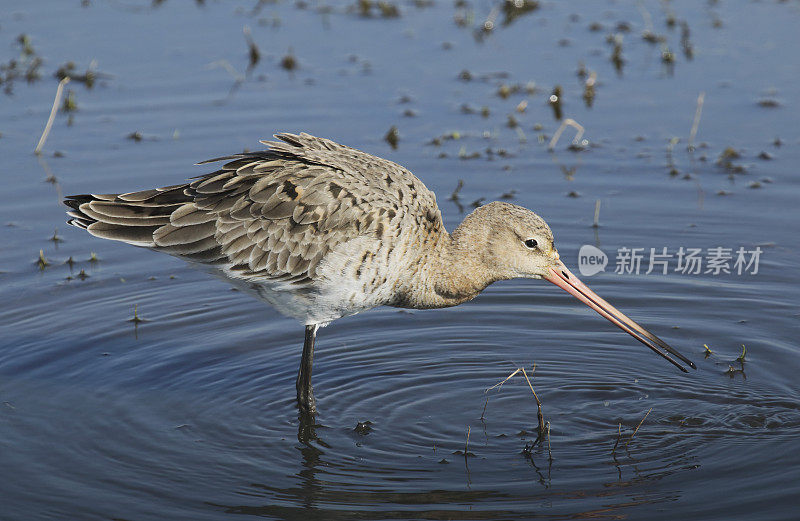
[65,133,695,413]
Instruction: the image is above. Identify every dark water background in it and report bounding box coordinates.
[1,1,799,519]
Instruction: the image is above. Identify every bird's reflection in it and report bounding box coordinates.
[295,407,331,511]
[208,411,695,519]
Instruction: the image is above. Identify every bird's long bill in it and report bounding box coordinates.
[544,262,696,373]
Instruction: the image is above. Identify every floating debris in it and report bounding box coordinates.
[54,61,103,88]
[548,86,562,120]
[757,98,780,108]
[582,71,596,107]
[378,1,400,18]
[384,125,399,149]
[680,21,694,59]
[354,420,373,435]
[280,49,297,72]
[354,0,400,18]
[61,89,78,112]
[717,147,745,172]
[497,83,515,99]
[642,31,664,43]
[37,249,49,270]
[661,45,675,64]
[243,26,260,70]
[17,34,35,57]
[428,131,461,146]
[609,34,625,74]
[459,146,480,160]
[501,0,539,27]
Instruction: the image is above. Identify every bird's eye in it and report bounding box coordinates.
[524,238,538,249]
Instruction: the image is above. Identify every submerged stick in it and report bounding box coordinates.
[521,366,545,437]
[545,421,552,461]
[485,366,547,440]
[688,91,705,151]
[612,422,622,454]
[626,407,652,447]
[35,77,70,155]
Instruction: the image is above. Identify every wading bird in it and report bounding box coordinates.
[65,133,695,413]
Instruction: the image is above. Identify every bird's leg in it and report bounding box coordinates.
[296,324,318,414]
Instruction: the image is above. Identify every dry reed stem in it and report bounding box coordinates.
[548,118,584,150]
[35,77,70,155]
[485,368,522,393]
[688,91,705,150]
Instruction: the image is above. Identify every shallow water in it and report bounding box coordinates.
[1,1,799,519]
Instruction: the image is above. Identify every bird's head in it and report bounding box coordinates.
[453,201,696,372]
[453,201,561,281]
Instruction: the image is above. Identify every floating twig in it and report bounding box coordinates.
[34,77,70,155]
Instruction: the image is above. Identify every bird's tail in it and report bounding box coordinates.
[64,185,224,263]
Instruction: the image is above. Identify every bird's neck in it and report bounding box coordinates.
[395,218,505,309]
